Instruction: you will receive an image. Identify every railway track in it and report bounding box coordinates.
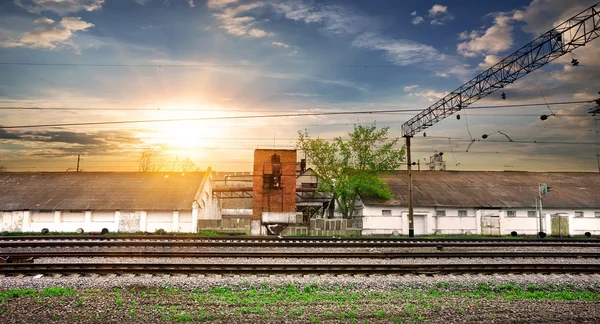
[0,235,597,244]
[2,240,599,248]
[2,251,600,260]
[0,263,598,275]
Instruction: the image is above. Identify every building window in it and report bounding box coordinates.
[575,211,584,218]
[382,210,391,216]
[458,210,468,217]
[436,210,446,216]
[595,211,600,218]
[506,210,516,217]
[527,210,537,217]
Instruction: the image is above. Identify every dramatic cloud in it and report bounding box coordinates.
[0,17,94,50]
[353,33,440,66]
[208,1,272,38]
[13,0,104,15]
[0,128,143,158]
[457,15,513,57]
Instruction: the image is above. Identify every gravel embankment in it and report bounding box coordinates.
[1,273,599,291]
[1,274,600,323]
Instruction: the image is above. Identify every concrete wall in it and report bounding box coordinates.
[1,209,197,233]
[197,218,251,234]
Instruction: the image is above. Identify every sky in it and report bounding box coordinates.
[0,0,599,172]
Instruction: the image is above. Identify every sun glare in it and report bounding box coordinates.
[140,103,228,154]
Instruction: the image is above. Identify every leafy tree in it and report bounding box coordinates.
[297,124,405,218]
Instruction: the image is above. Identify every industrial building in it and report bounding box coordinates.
[1,150,599,236]
[360,171,600,237]
[0,170,217,233]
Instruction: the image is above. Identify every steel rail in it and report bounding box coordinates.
[2,251,600,259]
[0,235,597,243]
[0,263,598,275]
[2,241,599,248]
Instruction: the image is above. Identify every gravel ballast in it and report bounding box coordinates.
[1,274,600,323]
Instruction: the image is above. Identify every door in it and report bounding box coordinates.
[481,216,500,236]
[551,216,569,237]
[413,215,427,235]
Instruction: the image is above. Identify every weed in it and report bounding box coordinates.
[288,308,303,317]
[51,315,60,321]
[310,316,319,323]
[77,299,83,307]
[41,287,77,298]
[374,310,386,319]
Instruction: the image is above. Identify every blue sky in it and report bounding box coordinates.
[0,0,599,172]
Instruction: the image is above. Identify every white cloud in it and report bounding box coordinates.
[207,0,239,9]
[428,4,447,16]
[0,16,94,50]
[410,11,417,16]
[428,4,454,25]
[436,72,449,78]
[187,0,195,8]
[412,16,424,25]
[282,92,321,97]
[272,41,290,48]
[13,0,104,16]
[408,89,446,102]
[209,1,272,38]
[478,54,502,69]
[353,33,440,66]
[34,17,54,24]
[403,85,419,92]
[457,15,513,57]
[270,0,373,36]
[512,0,597,36]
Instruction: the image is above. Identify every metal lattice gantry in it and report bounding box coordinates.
[401,1,600,137]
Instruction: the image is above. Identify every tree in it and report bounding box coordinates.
[179,157,197,172]
[165,156,197,172]
[138,148,163,172]
[297,124,405,218]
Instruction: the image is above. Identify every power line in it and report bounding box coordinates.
[0,101,595,130]
[0,100,592,111]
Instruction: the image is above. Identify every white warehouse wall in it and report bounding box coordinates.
[362,204,600,236]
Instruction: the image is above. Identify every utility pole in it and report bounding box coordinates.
[538,183,544,236]
[595,119,600,172]
[76,154,80,172]
[405,136,414,237]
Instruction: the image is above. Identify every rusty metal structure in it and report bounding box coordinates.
[401,2,600,237]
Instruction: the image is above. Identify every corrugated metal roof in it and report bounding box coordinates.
[363,171,600,209]
[0,172,207,211]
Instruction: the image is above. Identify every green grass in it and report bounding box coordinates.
[1,283,599,322]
